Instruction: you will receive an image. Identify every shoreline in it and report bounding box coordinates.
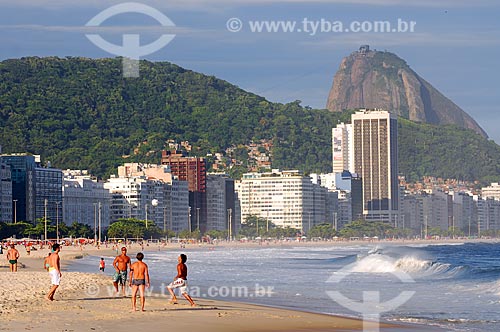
[1,272,433,332]
[1,241,471,331]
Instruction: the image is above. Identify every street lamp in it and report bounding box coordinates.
[424,215,428,239]
[98,202,102,244]
[452,215,455,238]
[93,203,97,244]
[55,201,61,243]
[227,208,232,241]
[196,207,200,231]
[151,199,159,230]
[468,216,471,238]
[13,200,17,223]
[163,206,167,233]
[44,199,48,243]
[266,210,269,232]
[169,200,173,234]
[188,207,192,233]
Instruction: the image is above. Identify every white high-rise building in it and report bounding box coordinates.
[236,169,326,232]
[332,123,353,173]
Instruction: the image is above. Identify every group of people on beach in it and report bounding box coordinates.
[6,242,194,311]
[111,247,195,311]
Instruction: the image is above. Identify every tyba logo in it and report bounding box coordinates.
[86,2,175,77]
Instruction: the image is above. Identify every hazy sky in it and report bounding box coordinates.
[1,0,499,142]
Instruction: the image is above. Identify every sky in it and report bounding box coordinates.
[1,0,499,142]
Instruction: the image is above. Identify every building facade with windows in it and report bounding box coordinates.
[105,163,189,233]
[35,166,63,224]
[236,169,327,232]
[63,170,111,230]
[0,161,12,223]
[161,150,207,232]
[0,154,63,225]
[206,173,236,233]
[351,109,399,224]
[0,154,37,222]
[332,123,353,173]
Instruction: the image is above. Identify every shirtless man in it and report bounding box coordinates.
[167,254,196,306]
[6,244,20,272]
[113,247,131,296]
[46,243,61,301]
[129,252,150,312]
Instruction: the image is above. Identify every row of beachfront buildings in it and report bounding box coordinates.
[2,109,500,237]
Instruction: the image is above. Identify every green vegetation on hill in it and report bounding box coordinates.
[0,57,340,178]
[0,57,499,183]
[398,118,500,183]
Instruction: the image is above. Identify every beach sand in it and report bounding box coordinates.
[0,243,449,331]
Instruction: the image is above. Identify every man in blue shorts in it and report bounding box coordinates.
[113,247,131,296]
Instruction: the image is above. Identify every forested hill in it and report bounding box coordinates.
[0,57,499,183]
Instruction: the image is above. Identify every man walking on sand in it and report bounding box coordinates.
[113,247,131,296]
[46,243,61,301]
[6,244,20,272]
[167,254,196,306]
[129,252,150,312]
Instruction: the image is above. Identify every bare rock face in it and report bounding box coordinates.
[326,46,487,138]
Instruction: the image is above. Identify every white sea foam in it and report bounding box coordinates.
[348,253,435,274]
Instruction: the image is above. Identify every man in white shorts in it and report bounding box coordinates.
[46,243,61,301]
[167,254,195,306]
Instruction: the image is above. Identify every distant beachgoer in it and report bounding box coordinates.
[43,253,51,271]
[99,258,105,272]
[167,254,196,306]
[45,243,61,301]
[129,252,150,312]
[113,247,131,296]
[6,244,20,272]
[26,244,31,256]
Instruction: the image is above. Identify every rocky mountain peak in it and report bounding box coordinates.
[326,46,487,138]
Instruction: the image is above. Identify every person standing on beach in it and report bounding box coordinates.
[129,252,150,312]
[113,247,131,296]
[46,243,61,301]
[167,254,196,306]
[6,244,20,272]
[99,258,105,272]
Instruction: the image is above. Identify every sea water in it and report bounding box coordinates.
[73,242,500,331]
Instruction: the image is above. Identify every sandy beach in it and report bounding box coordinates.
[0,242,456,331]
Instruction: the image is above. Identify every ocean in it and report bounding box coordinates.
[72,241,500,331]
